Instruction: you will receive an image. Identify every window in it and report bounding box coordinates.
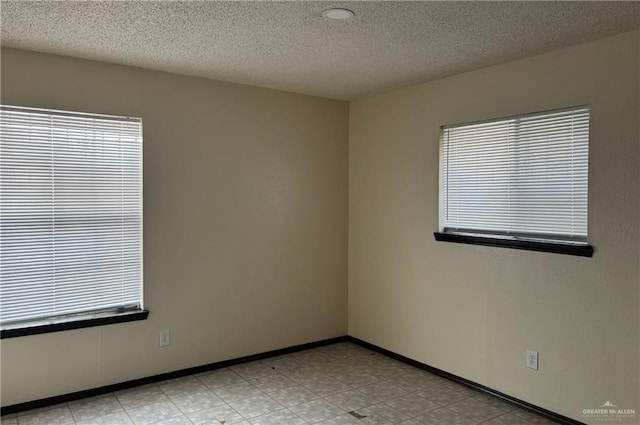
[435,105,593,257]
[0,105,146,338]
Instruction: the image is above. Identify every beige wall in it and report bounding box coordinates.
[349,30,639,424]
[0,48,349,406]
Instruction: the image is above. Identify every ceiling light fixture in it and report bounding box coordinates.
[322,8,355,20]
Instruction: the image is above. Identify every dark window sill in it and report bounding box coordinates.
[434,232,593,257]
[1,309,149,339]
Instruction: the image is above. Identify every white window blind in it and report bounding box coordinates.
[439,106,589,243]
[0,105,143,327]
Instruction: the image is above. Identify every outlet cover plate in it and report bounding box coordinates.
[160,329,170,347]
[527,349,539,370]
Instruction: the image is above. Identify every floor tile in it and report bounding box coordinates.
[471,393,517,410]
[126,400,183,425]
[68,393,125,421]
[353,403,411,423]
[171,391,226,414]
[446,396,512,422]
[313,360,353,375]
[413,407,477,425]
[360,414,394,425]
[248,374,296,392]
[248,408,307,425]
[383,393,440,417]
[331,370,379,387]
[358,381,409,401]
[229,394,284,419]
[267,384,321,407]
[260,355,304,372]
[314,413,360,424]
[301,377,353,397]
[438,380,478,394]
[212,382,265,403]
[365,364,409,381]
[197,368,247,391]
[231,361,278,380]
[445,384,479,398]
[75,411,134,425]
[384,372,442,392]
[0,414,18,425]
[148,415,194,425]
[283,366,332,385]
[511,409,562,424]
[397,419,425,425]
[415,384,472,406]
[158,377,209,399]
[481,413,533,425]
[324,389,377,411]
[293,399,345,423]
[186,403,244,425]
[116,384,171,409]
[293,350,332,364]
[16,405,75,425]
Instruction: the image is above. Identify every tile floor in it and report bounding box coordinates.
[1,342,560,425]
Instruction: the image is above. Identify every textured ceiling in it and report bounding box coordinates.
[1,1,639,100]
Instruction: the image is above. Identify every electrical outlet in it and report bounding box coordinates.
[160,329,170,347]
[527,349,539,370]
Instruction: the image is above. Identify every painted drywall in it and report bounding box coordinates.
[349,30,639,424]
[0,48,349,406]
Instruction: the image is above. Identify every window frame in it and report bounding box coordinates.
[434,106,594,257]
[0,105,148,338]
[0,309,149,339]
